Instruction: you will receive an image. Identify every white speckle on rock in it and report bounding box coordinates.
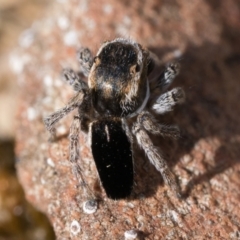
[103,4,113,14]
[169,210,184,227]
[42,96,52,105]
[127,202,135,208]
[9,53,31,74]
[57,125,68,135]
[181,154,192,164]
[123,16,131,25]
[44,75,53,87]
[124,229,138,239]
[82,17,96,30]
[27,107,37,121]
[170,210,179,223]
[64,31,78,46]
[47,158,55,167]
[40,177,46,185]
[173,49,182,58]
[83,199,98,214]
[57,16,70,30]
[70,220,81,235]
[19,29,35,48]
[116,24,130,38]
[181,177,189,186]
[78,0,89,13]
[9,54,23,73]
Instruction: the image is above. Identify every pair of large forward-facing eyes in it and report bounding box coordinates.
[92,56,141,73]
[130,64,141,76]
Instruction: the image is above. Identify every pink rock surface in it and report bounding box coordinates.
[14,0,240,239]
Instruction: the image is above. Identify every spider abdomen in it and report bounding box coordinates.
[90,118,133,199]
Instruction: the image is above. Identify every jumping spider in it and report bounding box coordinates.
[44,38,185,200]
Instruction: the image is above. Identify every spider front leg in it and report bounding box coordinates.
[149,61,181,93]
[61,48,93,91]
[77,47,93,77]
[152,87,185,114]
[160,62,180,90]
[132,121,181,198]
[62,68,88,92]
[43,91,85,138]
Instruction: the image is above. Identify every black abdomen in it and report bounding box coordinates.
[91,118,133,199]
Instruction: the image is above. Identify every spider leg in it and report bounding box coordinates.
[77,47,93,77]
[152,87,185,114]
[61,47,93,91]
[160,62,180,90]
[150,62,180,92]
[69,115,94,198]
[62,68,88,92]
[138,111,180,139]
[69,116,81,164]
[43,91,84,136]
[132,122,181,198]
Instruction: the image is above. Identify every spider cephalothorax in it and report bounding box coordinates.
[44,38,185,200]
[89,39,150,117]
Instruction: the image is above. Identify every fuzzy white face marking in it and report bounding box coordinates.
[112,38,144,107]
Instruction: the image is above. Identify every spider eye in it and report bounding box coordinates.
[135,64,141,72]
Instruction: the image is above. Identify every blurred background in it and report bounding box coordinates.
[0,0,55,239]
[1,0,240,239]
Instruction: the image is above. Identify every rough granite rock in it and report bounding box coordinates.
[13,0,240,239]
